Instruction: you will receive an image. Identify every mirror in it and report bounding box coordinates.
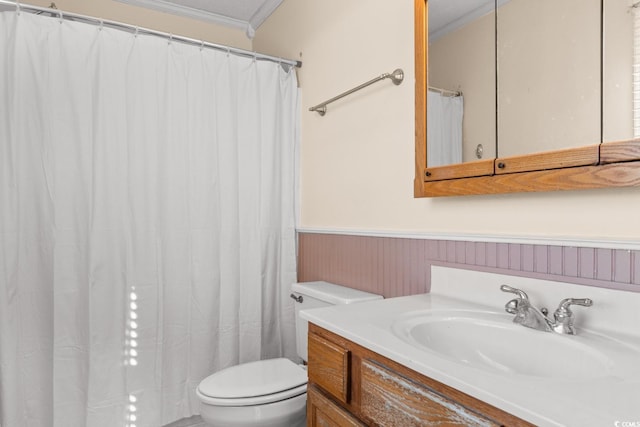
[427,0,602,164]
[414,0,640,197]
[497,0,601,157]
[428,0,495,166]
[603,0,634,143]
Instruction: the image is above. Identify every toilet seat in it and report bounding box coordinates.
[197,383,307,407]
[197,358,308,407]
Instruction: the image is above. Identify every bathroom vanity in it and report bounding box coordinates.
[302,267,640,427]
[307,323,530,426]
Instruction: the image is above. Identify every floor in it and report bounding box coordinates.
[163,415,205,427]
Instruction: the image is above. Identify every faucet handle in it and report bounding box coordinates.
[500,285,529,301]
[552,298,593,335]
[504,299,520,314]
[555,298,593,315]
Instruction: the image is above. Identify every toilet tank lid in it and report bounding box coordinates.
[291,281,383,305]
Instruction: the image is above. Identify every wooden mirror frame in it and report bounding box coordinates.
[414,0,640,198]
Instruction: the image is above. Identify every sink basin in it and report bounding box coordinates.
[391,310,633,380]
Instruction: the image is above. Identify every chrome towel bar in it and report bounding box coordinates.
[309,68,404,116]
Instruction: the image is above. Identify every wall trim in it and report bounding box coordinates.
[296,227,640,251]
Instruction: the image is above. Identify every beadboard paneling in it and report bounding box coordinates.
[297,233,640,298]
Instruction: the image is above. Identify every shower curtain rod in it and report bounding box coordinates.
[0,0,302,69]
[428,86,461,97]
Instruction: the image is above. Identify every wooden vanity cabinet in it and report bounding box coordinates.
[307,323,534,427]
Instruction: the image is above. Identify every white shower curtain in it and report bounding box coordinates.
[427,91,463,166]
[0,11,299,427]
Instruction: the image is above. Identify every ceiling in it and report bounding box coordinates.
[114,0,284,38]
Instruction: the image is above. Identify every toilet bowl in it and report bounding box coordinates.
[196,281,382,427]
[196,358,307,427]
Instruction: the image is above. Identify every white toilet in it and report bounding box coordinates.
[195,281,382,427]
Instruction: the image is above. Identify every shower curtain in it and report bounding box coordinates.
[427,91,463,166]
[0,11,299,427]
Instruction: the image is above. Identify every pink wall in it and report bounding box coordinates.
[298,232,640,298]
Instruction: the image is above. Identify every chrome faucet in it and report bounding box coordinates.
[500,285,593,335]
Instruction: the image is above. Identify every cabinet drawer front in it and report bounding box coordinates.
[360,360,500,427]
[308,386,365,427]
[308,332,350,404]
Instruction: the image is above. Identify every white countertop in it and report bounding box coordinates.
[301,267,640,427]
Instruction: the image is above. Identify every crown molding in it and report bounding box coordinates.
[114,0,249,34]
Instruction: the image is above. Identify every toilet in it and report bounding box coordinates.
[195,281,383,427]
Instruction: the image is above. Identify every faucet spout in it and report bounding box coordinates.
[501,285,553,332]
[510,299,553,332]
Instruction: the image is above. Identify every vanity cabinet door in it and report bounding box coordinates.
[308,332,350,404]
[308,385,366,427]
[359,360,501,427]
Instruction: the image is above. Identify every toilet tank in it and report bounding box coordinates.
[290,281,383,361]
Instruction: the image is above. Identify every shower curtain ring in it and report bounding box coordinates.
[16,0,20,15]
[58,9,64,23]
[134,26,139,38]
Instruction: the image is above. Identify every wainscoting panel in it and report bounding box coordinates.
[297,232,640,298]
